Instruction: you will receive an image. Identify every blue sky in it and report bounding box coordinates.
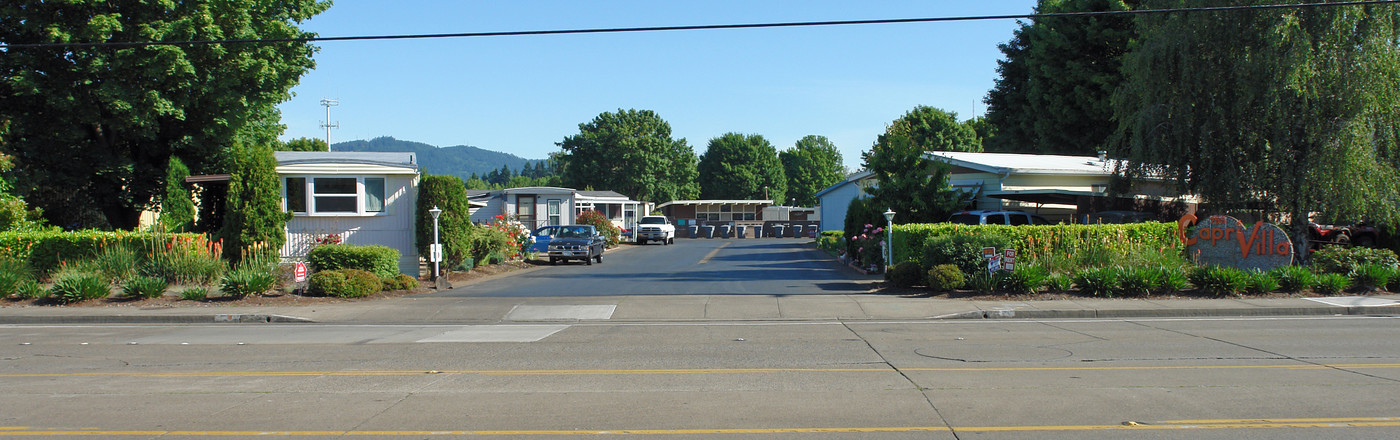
[276,1,1038,171]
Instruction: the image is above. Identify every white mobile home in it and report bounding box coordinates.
[276,151,420,276]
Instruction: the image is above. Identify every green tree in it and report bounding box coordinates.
[863,119,970,223]
[883,106,981,153]
[278,137,329,152]
[0,0,328,229]
[985,0,1135,155]
[218,143,288,263]
[160,156,196,232]
[1113,0,1400,256]
[698,133,786,202]
[557,109,699,203]
[780,135,846,206]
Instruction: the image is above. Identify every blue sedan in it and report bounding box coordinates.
[528,225,563,254]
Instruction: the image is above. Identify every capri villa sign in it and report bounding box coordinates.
[1177,214,1293,271]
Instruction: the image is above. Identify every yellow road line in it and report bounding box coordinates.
[4,363,1398,378]
[2,418,1398,436]
[696,242,729,264]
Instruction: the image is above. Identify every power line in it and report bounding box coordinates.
[3,1,1398,50]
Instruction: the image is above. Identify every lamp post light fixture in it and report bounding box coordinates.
[883,208,896,269]
[429,206,443,281]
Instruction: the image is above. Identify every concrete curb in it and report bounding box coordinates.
[935,306,1398,320]
[0,314,314,324]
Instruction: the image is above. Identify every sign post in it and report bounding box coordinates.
[294,261,307,283]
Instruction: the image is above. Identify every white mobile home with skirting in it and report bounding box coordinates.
[276,151,420,276]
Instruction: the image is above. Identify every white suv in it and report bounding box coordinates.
[947,210,1051,226]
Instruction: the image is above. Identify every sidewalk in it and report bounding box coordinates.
[2,291,1397,324]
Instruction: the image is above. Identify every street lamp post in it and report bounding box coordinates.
[429,206,443,282]
[883,208,896,269]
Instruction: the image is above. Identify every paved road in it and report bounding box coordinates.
[3,316,1399,438]
[430,238,868,297]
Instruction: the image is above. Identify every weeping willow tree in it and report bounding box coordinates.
[1112,0,1400,258]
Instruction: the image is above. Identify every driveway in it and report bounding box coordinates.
[427,238,876,297]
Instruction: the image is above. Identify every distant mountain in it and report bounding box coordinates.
[333,136,544,180]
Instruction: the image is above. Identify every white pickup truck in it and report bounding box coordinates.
[635,215,675,245]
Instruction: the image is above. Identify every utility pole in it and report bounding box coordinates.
[320,98,340,146]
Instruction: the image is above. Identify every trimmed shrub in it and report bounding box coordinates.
[1314,273,1351,295]
[180,286,208,301]
[885,261,923,287]
[381,274,419,291]
[1351,264,1393,291]
[927,264,965,292]
[1044,273,1073,292]
[891,222,1181,276]
[122,276,169,299]
[50,272,110,304]
[1073,267,1120,297]
[307,244,401,279]
[1189,266,1248,297]
[998,266,1048,295]
[1309,246,1399,275]
[1243,270,1280,295]
[921,234,1013,278]
[309,269,381,298]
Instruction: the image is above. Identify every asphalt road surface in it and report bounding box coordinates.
[3,239,1398,438]
[3,316,1399,439]
[429,237,869,297]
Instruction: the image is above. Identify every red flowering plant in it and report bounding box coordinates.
[485,215,530,259]
[317,234,343,245]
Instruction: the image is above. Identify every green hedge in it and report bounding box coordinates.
[889,222,1181,267]
[307,244,401,279]
[0,231,212,276]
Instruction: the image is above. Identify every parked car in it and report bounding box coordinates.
[528,225,563,254]
[947,210,1051,226]
[547,225,605,265]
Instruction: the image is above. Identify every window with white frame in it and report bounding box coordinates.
[695,204,755,222]
[547,199,562,225]
[284,176,387,216]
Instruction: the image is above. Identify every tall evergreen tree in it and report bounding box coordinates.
[218,143,287,263]
[985,0,1135,155]
[160,156,196,232]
